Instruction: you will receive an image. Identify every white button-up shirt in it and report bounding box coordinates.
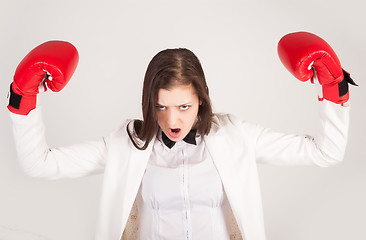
[136,130,231,240]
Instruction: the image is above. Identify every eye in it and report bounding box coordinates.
[156,105,166,111]
[179,105,190,110]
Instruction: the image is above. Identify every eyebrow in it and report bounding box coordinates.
[156,102,193,107]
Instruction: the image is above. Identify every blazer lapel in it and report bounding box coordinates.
[114,126,156,239]
[204,119,251,239]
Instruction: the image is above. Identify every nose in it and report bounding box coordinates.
[166,109,179,126]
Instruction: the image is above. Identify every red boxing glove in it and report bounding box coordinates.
[277,31,357,104]
[8,41,79,115]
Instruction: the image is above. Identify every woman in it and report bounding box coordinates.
[8,32,352,240]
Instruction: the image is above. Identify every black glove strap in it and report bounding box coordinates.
[338,69,357,97]
[8,83,22,110]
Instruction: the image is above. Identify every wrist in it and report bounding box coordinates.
[322,69,357,104]
[7,83,37,115]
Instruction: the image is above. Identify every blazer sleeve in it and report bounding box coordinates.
[10,106,109,179]
[254,100,350,167]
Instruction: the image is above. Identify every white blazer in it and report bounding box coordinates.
[10,100,349,240]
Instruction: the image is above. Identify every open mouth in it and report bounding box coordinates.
[168,128,181,139]
[171,128,181,134]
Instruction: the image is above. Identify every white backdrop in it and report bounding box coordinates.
[0,0,365,239]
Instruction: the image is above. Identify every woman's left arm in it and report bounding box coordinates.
[255,100,349,167]
[255,31,356,167]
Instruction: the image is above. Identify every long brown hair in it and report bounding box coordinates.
[128,48,213,150]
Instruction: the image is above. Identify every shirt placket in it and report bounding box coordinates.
[178,143,192,240]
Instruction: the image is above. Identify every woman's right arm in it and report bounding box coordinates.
[7,41,108,179]
[10,106,108,179]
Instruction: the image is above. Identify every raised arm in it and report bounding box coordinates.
[8,41,107,179]
[256,32,355,166]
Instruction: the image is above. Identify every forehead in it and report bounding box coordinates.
[157,84,198,105]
